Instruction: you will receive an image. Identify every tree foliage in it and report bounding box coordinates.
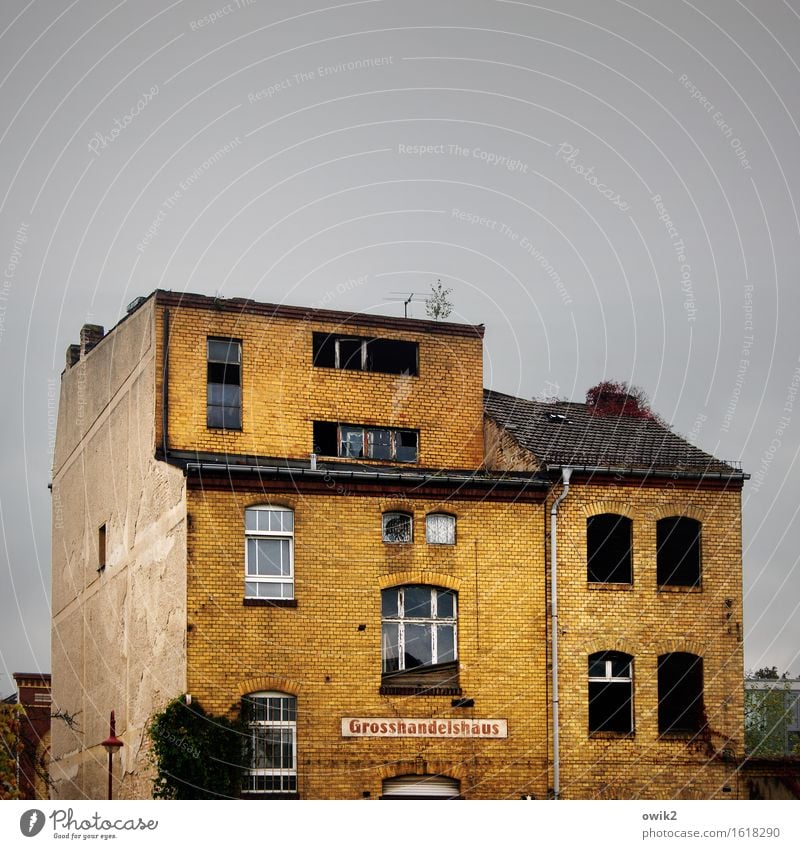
[148,696,246,799]
[425,279,453,321]
[585,380,667,425]
[0,702,23,799]
[744,671,799,756]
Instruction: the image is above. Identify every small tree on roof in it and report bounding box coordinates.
[585,380,666,425]
[425,279,453,321]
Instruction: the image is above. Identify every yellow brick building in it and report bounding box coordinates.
[51,290,746,799]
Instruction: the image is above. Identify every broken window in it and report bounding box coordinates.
[207,338,242,429]
[657,517,701,587]
[381,585,457,673]
[658,653,704,735]
[312,333,418,375]
[312,422,418,462]
[242,691,297,795]
[587,514,632,583]
[383,512,412,543]
[588,651,633,734]
[426,513,456,545]
[245,506,294,599]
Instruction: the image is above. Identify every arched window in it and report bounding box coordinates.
[242,691,297,795]
[588,651,634,734]
[426,513,456,545]
[381,585,457,672]
[382,511,412,543]
[657,517,701,587]
[245,506,294,599]
[587,514,632,583]
[658,653,704,734]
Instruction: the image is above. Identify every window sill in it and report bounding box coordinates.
[587,582,633,591]
[314,453,418,465]
[243,598,297,608]
[658,730,702,741]
[206,426,243,432]
[588,730,635,740]
[657,585,702,593]
[241,792,299,799]
[380,685,462,696]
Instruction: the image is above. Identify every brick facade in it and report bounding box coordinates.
[52,289,746,799]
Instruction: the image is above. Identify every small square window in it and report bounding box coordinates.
[383,512,412,543]
[426,513,455,545]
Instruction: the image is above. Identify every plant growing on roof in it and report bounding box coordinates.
[585,380,667,425]
[425,279,453,321]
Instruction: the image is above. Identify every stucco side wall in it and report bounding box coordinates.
[51,301,187,800]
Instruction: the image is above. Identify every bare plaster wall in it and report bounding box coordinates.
[51,300,187,799]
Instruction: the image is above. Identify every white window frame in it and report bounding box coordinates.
[588,652,633,734]
[382,511,413,543]
[245,506,294,599]
[243,691,297,795]
[425,513,456,545]
[334,337,367,370]
[381,586,458,673]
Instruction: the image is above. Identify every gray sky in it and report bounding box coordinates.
[1,0,799,698]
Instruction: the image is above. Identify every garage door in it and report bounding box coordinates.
[381,775,461,799]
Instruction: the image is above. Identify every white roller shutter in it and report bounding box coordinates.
[381,775,461,799]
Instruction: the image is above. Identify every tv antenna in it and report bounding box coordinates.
[383,291,428,318]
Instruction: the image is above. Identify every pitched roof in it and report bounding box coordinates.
[484,389,743,476]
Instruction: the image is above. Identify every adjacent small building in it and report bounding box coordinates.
[7,673,52,800]
[51,290,747,799]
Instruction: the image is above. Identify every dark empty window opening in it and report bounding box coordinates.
[657,517,701,587]
[658,653,704,735]
[588,651,633,734]
[312,333,418,376]
[98,523,107,571]
[587,514,632,583]
[312,422,418,462]
[207,338,242,429]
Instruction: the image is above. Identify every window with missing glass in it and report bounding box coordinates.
[312,333,418,375]
[383,512,412,543]
[207,338,241,429]
[313,421,418,463]
[242,691,297,795]
[588,651,634,734]
[381,586,457,673]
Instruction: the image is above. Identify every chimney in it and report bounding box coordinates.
[79,324,105,357]
[65,344,81,369]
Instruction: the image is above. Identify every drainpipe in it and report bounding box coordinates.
[550,466,572,799]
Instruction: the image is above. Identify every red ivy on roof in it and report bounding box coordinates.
[585,380,665,424]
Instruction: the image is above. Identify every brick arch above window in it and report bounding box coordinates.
[582,500,636,520]
[234,675,302,699]
[378,500,416,515]
[651,504,706,523]
[651,638,705,659]
[582,637,640,657]
[242,499,297,512]
[378,570,462,591]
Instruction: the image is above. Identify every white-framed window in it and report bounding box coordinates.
[245,506,294,599]
[242,691,297,794]
[382,512,412,543]
[381,585,457,673]
[588,651,633,734]
[426,513,456,545]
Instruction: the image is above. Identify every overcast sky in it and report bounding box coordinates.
[1,0,799,699]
